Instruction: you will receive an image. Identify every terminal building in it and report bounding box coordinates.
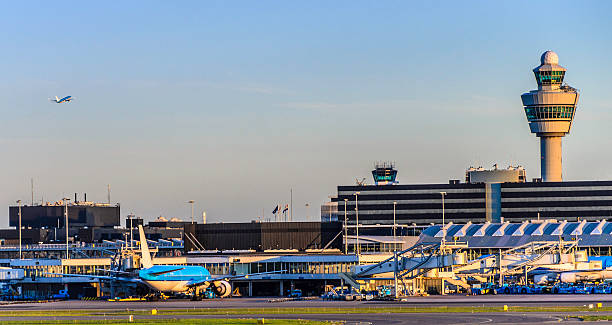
[8,200,120,229]
[6,196,120,244]
[327,165,612,231]
[183,221,343,252]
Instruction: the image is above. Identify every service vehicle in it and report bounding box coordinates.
[50,289,69,300]
[552,283,575,294]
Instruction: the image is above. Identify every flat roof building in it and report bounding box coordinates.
[466,165,526,184]
[8,201,120,229]
[328,180,612,229]
[184,221,342,252]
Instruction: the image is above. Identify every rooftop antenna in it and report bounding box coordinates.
[31,178,34,206]
[107,184,111,204]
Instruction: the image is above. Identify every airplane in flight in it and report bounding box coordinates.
[49,95,73,103]
[50,225,281,299]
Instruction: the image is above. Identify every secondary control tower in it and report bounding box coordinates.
[521,51,579,182]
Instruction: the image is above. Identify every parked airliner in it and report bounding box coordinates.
[135,225,235,297]
[51,225,282,298]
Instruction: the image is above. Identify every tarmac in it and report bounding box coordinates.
[1,295,612,324]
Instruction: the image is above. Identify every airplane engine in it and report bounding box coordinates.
[560,272,577,283]
[212,281,232,298]
[534,273,557,285]
[561,271,612,283]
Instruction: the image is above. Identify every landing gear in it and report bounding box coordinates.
[145,293,168,301]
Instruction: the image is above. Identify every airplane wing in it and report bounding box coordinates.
[186,270,285,288]
[44,272,142,283]
[531,267,605,274]
[100,269,133,275]
[148,267,185,276]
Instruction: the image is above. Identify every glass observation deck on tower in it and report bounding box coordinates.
[372,162,398,185]
[524,105,575,121]
[534,70,565,85]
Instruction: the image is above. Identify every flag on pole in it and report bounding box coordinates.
[282,204,289,213]
[272,205,279,214]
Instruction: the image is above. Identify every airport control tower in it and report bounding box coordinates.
[521,51,579,182]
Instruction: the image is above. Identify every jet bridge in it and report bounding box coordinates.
[341,239,588,295]
[339,241,468,291]
[353,242,468,277]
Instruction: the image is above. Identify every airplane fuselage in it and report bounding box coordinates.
[138,265,211,293]
[52,96,72,103]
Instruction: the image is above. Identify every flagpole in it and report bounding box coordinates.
[290,189,293,222]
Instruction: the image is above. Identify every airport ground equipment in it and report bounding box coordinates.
[50,289,69,300]
[342,239,598,296]
[339,241,468,293]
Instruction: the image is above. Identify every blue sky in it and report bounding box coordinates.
[1,1,611,224]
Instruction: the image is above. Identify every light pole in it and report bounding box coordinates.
[439,192,447,244]
[64,198,71,259]
[393,200,398,299]
[187,200,195,224]
[343,198,348,254]
[16,200,22,259]
[354,192,360,255]
[393,201,397,248]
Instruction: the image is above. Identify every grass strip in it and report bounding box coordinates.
[575,315,612,321]
[0,319,334,324]
[1,305,612,316]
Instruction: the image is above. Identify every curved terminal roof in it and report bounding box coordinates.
[419,220,612,248]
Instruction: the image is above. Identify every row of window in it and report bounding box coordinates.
[524,106,575,120]
[537,70,565,76]
[534,71,565,84]
[348,243,403,253]
[20,265,107,279]
[235,262,357,275]
[24,261,360,278]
